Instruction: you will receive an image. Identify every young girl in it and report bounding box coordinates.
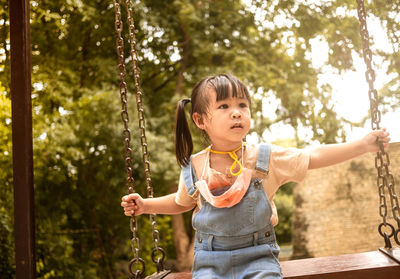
[121,74,390,278]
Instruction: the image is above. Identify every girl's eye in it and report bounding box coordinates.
[239,103,247,108]
[218,104,228,109]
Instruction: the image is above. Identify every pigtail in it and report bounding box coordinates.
[174,98,193,167]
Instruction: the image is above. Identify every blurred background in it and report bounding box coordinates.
[1,0,399,278]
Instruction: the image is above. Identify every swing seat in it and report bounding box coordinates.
[281,249,400,279]
[162,249,400,279]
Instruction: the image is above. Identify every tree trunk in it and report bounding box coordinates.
[169,179,194,271]
[171,20,194,272]
[172,213,194,271]
[175,22,190,97]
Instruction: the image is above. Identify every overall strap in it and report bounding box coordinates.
[181,159,197,195]
[255,143,271,174]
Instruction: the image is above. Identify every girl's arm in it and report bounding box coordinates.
[308,129,390,170]
[121,193,195,216]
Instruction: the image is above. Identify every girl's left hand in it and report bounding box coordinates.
[363,128,390,153]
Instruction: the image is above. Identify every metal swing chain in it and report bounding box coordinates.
[122,0,168,275]
[356,0,400,247]
[113,1,145,278]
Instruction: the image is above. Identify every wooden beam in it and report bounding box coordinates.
[9,0,36,278]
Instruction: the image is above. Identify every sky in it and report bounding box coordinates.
[310,16,399,144]
[250,6,400,146]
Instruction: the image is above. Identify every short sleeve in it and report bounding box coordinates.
[175,171,198,207]
[271,145,310,184]
[263,145,310,199]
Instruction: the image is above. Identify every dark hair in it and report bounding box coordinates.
[174,74,251,167]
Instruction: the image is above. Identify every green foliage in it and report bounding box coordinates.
[0,204,14,278]
[0,89,14,278]
[274,183,294,244]
[1,0,399,277]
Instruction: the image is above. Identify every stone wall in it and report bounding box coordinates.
[292,142,400,259]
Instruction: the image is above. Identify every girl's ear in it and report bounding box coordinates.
[192,112,205,130]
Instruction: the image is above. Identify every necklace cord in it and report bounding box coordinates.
[206,142,246,176]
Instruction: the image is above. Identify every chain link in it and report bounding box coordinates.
[113,0,144,278]
[114,0,167,275]
[123,0,166,269]
[123,0,153,199]
[356,0,400,247]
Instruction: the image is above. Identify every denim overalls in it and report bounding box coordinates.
[182,144,282,279]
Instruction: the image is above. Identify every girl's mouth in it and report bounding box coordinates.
[231,123,243,129]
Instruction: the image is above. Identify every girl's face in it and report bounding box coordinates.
[194,88,251,151]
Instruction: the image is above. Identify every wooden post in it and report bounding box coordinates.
[9,0,36,278]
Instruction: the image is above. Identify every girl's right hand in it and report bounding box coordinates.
[121,193,145,216]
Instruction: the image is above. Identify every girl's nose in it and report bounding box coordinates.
[231,110,241,119]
